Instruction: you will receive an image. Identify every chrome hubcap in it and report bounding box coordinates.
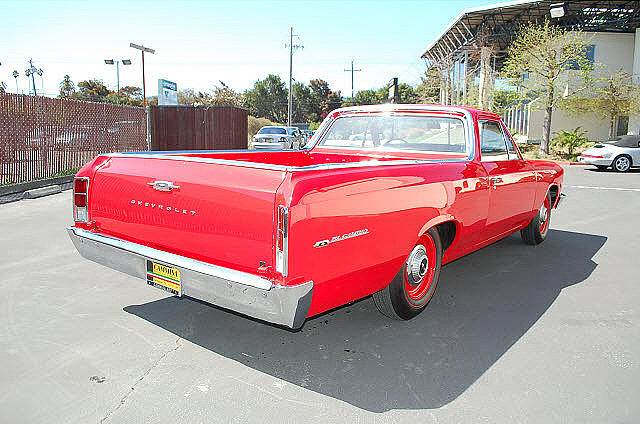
[407,245,428,286]
[616,157,630,171]
[539,204,548,223]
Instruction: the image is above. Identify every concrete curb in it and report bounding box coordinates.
[0,176,74,205]
[0,175,75,196]
[23,185,62,199]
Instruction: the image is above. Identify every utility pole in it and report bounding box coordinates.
[285,27,303,128]
[343,59,362,98]
[24,59,42,96]
[130,43,155,107]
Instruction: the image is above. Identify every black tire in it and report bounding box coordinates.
[373,227,442,320]
[521,191,551,245]
[612,155,632,172]
[595,165,609,170]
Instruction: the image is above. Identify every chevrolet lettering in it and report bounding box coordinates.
[68,104,564,329]
[130,199,196,215]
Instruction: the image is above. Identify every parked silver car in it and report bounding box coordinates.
[579,135,640,172]
[252,126,303,150]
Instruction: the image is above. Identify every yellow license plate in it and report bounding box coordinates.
[146,260,181,296]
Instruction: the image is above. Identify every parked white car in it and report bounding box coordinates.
[252,126,303,150]
[579,135,640,172]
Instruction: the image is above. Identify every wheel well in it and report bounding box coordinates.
[434,221,457,252]
[615,153,633,165]
[549,185,559,207]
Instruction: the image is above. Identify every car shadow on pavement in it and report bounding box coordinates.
[125,229,606,412]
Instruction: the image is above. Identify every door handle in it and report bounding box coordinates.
[490,177,503,188]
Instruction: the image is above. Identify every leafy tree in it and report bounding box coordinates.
[493,89,519,115]
[104,86,143,106]
[502,21,592,154]
[59,75,76,98]
[308,79,342,120]
[292,82,313,123]
[76,79,111,102]
[562,69,640,138]
[416,67,441,104]
[243,74,288,122]
[211,81,244,106]
[344,89,381,106]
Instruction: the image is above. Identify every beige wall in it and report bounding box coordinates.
[525,32,637,142]
[527,101,611,142]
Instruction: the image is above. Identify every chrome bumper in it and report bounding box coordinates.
[67,227,313,329]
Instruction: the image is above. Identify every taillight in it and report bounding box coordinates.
[73,177,89,222]
[275,205,288,276]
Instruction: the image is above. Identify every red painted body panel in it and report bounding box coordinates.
[73,105,563,320]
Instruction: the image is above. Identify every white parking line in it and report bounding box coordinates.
[569,185,640,192]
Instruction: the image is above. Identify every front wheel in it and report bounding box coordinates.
[373,227,442,320]
[521,191,551,245]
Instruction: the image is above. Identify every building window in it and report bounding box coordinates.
[567,44,595,70]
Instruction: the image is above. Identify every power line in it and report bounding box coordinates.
[344,59,362,98]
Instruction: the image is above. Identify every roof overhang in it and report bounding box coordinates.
[421,0,640,65]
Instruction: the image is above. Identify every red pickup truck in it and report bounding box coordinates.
[68,104,564,329]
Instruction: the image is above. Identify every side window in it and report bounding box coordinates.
[504,130,520,159]
[480,121,509,161]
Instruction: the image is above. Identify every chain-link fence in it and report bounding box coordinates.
[0,93,147,185]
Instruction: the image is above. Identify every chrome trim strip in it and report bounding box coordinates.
[104,154,470,172]
[68,227,272,290]
[73,177,90,223]
[275,206,288,277]
[67,226,314,328]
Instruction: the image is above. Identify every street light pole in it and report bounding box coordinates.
[285,28,303,128]
[129,43,155,107]
[105,59,131,92]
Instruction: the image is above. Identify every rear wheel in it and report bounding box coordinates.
[613,155,631,172]
[373,228,442,320]
[521,191,551,245]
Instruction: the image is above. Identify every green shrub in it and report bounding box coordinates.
[248,116,278,139]
[552,127,589,159]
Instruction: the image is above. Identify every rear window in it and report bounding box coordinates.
[258,127,286,135]
[317,114,468,154]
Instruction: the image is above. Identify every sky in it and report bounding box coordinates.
[0,0,495,98]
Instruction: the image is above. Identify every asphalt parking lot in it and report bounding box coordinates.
[1,165,638,423]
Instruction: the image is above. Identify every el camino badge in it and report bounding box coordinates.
[314,229,369,248]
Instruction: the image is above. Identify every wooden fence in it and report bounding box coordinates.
[0,93,147,184]
[149,105,248,151]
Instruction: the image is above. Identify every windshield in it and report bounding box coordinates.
[316,114,467,153]
[257,127,286,135]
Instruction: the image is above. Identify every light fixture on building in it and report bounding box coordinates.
[550,2,566,18]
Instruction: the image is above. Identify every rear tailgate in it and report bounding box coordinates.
[88,155,286,273]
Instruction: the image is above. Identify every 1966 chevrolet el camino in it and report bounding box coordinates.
[68,104,564,329]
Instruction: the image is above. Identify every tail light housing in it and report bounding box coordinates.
[275,205,288,277]
[73,177,89,222]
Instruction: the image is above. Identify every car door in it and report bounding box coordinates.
[479,119,537,240]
